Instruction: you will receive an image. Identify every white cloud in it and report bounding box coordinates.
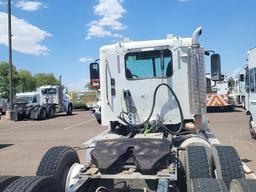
[86,0,126,40]
[15,1,45,11]
[79,56,93,63]
[0,12,52,55]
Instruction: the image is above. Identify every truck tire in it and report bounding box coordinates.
[191,178,228,192]
[46,105,55,118]
[0,176,20,191]
[67,104,73,115]
[213,146,245,189]
[185,146,212,190]
[37,106,47,120]
[3,176,61,192]
[249,116,256,139]
[36,146,80,191]
[230,179,256,192]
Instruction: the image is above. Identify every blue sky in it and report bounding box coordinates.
[0,0,256,91]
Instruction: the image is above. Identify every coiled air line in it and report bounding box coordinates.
[118,83,184,135]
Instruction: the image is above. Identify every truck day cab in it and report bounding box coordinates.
[206,74,234,112]
[2,28,256,192]
[245,48,256,139]
[11,85,73,121]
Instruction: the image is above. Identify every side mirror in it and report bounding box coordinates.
[211,54,221,81]
[240,74,244,82]
[89,62,100,88]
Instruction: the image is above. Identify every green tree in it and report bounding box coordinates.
[0,62,19,99]
[16,70,36,93]
[34,73,59,87]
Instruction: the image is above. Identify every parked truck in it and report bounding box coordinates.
[0,98,8,115]
[11,85,73,121]
[2,27,256,192]
[206,73,234,111]
[233,69,246,106]
[244,47,256,139]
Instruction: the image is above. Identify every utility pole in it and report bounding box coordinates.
[59,75,62,86]
[8,0,13,111]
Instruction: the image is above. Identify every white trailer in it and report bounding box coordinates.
[12,85,73,121]
[3,28,256,192]
[233,69,246,106]
[245,47,256,139]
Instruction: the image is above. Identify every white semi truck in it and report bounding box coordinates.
[2,28,256,192]
[233,69,246,106]
[206,73,234,111]
[244,47,256,139]
[11,85,73,121]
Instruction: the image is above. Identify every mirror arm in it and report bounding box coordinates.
[205,50,215,56]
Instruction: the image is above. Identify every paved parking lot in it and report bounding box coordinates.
[208,109,256,175]
[0,110,105,176]
[0,108,256,178]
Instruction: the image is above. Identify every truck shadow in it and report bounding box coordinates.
[241,159,252,163]
[51,113,78,118]
[0,144,14,149]
[207,107,244,113]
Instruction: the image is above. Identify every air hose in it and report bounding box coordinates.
[118,83,184,134]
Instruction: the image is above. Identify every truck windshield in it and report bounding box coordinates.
[41,88,57,94]
[125,49,172,80]
[16,96,33,103]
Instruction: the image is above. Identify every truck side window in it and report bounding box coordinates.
[249,68,255,92]
[32,96,37,103]
[125,49,172,80]
[240,74,244,82]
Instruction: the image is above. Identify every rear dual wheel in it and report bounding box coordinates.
[191,178,228,192]
[0,176,20,191]
[213,145,245,189]
[36,146,80,191]
[46,105,55,118]
[3,176,61,192]
[191,178,256,192]
[186,145,245,191]
[230,179,256,192]
[37,106,47,120]
[185,145,212,192]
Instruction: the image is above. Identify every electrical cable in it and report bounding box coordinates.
[118,83,184,134]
